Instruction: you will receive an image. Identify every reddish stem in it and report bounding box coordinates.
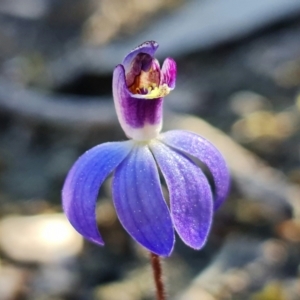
[150,252,166,300]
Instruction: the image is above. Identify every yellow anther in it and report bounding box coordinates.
[143,84,171,99]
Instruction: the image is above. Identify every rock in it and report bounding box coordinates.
[231,111,296,143]
[177,237,288,300]
[0,265,25,300]
[94,257,188,300]
[0,0,48,19]
[30,262,79,297]
[0,214,83,263]
[176,288,215,300]
[277,219,300,242]
[229,91,271,117]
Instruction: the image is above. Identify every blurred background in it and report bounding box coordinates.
[0,0,300,299]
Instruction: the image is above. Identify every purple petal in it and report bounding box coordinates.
[150,141,213,249]
[62,141,133,245]
[113,64,163,140]
[160,130,230,210]
[122,41,159,73]
[160,58,177,89]
[112,145,174,256]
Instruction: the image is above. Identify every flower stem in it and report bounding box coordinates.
[150,252,166,300]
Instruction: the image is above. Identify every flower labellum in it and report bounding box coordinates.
[113,41,176,141]
[62,41,230,256]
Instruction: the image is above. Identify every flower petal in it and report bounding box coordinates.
[160,58,177,89]
[150,141,213,249]
[113,64,163,140]
[62,141,133,245]
[160,130,230,210]
[112,144,174,256]
[122,41,159,73]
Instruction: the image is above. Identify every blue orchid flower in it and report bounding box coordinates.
[62,41,230,256]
